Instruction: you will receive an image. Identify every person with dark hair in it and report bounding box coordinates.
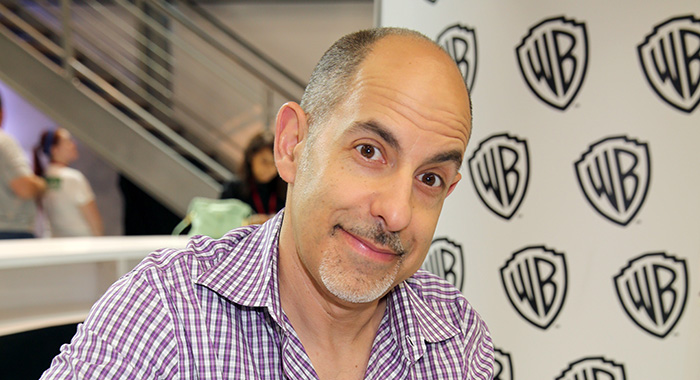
[41,28,494,379]
[0,92,46,239]
[220,130,287,224]
[34,128,103,237]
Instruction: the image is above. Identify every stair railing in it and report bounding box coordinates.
[0,0,306,180]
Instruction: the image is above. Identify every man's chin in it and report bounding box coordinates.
[319,259,400,305]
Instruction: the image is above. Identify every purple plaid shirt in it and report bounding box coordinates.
[41,212,494,379]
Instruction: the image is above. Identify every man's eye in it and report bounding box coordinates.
[356,144,383,161]
[418,173,443,188]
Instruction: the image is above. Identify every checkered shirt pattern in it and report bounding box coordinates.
[41,211,494,379]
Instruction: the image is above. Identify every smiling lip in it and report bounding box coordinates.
[339,227,399,263]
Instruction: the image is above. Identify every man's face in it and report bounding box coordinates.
[285,36,471,304]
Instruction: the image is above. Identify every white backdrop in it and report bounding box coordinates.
[379,1,700,379]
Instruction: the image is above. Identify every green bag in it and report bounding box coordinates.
[172,197,253,238]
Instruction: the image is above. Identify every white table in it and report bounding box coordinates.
[0,235,189,336]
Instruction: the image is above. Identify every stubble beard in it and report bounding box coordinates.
[319,254,402,304]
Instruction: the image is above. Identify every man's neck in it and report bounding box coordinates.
[277,222,387,379]
[278,243,387,343]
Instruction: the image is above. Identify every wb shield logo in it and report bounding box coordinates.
[614,252,688,338]
[423,238,464,292]
[555,357,626,380]
[516,16,589,110]
[494,348,513,380]
[469,133,529,220]
[500,246,567,329]
[437,24,478,92]
[638,15,700,113]
[575,136,651,226]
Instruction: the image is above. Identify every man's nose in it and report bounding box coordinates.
[369,173,413,233]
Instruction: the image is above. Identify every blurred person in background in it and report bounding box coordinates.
[34,127,103,237]
[220,130,287,224]
[0,92,46,239]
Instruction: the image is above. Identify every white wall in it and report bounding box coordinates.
[203,1,375,82]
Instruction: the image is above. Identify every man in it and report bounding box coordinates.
[0,92,46,239]
[42,28,494,379]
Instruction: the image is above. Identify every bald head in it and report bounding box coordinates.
[300,28,471,138]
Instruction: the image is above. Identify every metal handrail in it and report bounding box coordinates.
[11,0,176,118]
[85,2,173,83]
[2,0,307,181]
[70,58,233,184]
[184,0,307,90]
[64,6,175,101]
[147,0,302,102]
[0,3,62,58]
[115,0,262,101]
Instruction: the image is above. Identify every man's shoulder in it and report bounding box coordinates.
[130,225,260,281]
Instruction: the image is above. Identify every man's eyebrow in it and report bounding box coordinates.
[350,119,464,170]
[350,120,400,151]
[425,150,464,171]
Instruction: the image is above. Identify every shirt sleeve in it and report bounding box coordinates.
[40,269,179,380]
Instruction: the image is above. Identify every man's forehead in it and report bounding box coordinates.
[363,35,466,86]
[357,36,471,127]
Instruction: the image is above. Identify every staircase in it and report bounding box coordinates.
[0,0,305,215]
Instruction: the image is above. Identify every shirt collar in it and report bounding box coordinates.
[196,211,284,309]
[386,273,461,362]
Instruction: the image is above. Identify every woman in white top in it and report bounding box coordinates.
[34,128,103,237]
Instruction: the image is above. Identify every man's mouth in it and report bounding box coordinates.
[333,224,406,257]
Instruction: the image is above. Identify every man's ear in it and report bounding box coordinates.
[274,102,308,184]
